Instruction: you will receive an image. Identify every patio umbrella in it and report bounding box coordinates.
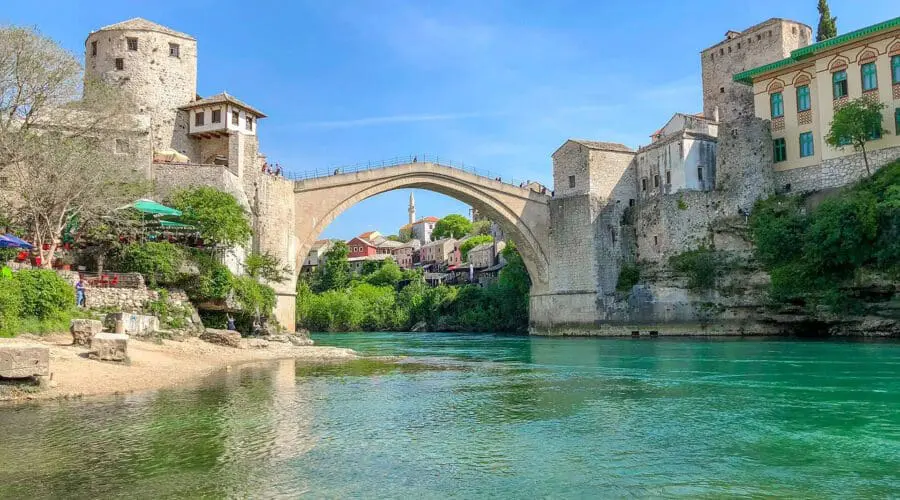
[0,234,33,249]
[119,199,183,217]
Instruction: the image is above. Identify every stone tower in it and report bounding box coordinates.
[84,18,198,158]
[701,18,811,122]
[408,191,416,225]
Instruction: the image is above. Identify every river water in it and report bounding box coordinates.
[2,333,900,498]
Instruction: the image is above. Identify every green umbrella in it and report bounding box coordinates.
[158,220,195,229]
[122,199,183,217]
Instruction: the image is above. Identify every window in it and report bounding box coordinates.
[115,58,124,71]
[246,116,253,131]
[720,48,724,56]
[212,109,221,123]
[799,132,814,158]
[893,56,900,84]
[737,43,741,49]
[653,236,659,246]
[792,26,797,35]
[126,37,138,51]
[568,175,575,188]
[115,138,129,154]
[861,62,878,91]
[756,34,761,41]
[833,70,848,99]
[169,43,180,58]
[629,199,635,207]
[0,176,8,188]
[796,85,810,112]
[720,86,725,93]
[232,111,239,125]
[653,174,659,188]
[770,92,783,118]
[91,41,97,56]
[773,138,787,162]
[697,167,704,182]
[665,171,671,184]
[641,178,648,191]
[869,126,882,141]
[896,108,900,135]
[195,111,204,126]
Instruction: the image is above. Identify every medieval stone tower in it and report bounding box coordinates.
[701,18,812,122]
[84,18,199,159]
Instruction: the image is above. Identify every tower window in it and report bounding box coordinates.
[211,109,221,123]
[169,43,180,58]
[115,138,129,154]
[641,178,648,191]
[568,175,575,188]
[665,171,671,184]
[720,86,725,93]
[126,37,138,51]
[697,167,704,182]
[114,58,124,71]
[232,111,239,125]
[91,41,97,56]
[792,26,798,35]
[737,42,741,49]
[653,174,660,188]
[246,116,253,131]
[195,112,204,126]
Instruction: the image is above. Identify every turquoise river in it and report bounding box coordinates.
[2,333,900,498]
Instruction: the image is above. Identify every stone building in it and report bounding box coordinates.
[636,113,718,199]
[392,239,421,269]
[301,239,335,274]
[419,238,457,265]
[701,18,812,122]
[468,241,505,270]
[734,16,900,193]
[402,216,439,243]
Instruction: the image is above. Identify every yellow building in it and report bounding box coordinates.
[735,17,900,192]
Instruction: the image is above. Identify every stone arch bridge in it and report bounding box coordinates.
[291,161,552,296]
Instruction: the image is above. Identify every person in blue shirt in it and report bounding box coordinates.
[75,278,86,307]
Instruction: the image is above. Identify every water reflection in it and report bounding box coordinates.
[0,334,899,498]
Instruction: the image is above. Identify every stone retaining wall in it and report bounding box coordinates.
[774,145,900,194]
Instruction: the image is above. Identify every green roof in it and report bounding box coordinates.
[734,16,900,85]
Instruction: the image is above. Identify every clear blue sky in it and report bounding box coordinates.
[4,1,896,239]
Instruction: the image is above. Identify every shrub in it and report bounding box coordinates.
[616,263,641,292]
[669,247,722,290]
[183,251,234,302]
[232,276,276,318]
[0,275,22,336]
[750,196,806,267]
[117,242,185,286]
[14,269,75,320]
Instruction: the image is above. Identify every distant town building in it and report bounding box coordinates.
[401,216,439,243]
[392,239,421,269]
[347,233,378,258]
[468,241,506,270]
[419,238,457,266]
[301,239,336,274]
[348,254,393,275]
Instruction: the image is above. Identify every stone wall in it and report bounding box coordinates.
[84,287,191,311]
[775,145,900,194]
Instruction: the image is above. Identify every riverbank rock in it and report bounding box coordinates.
[242,338,269,349]
[410,321,427,332]
[70,319,103,346]
[288,334,313,346]
[90,333,129,362]
[105,313,159,337]
[200,329,242,348]
[0,343,50,378]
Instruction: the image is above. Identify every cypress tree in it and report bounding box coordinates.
[816,0,838,42]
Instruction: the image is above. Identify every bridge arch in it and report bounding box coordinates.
[293,162,551,293]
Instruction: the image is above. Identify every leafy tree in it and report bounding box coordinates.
[460,235,493,261]
[244,252,290,284]
[616,264,641,292]
[816,0,838,42]
[366,258,403,287]
[117,242,185,286]
[0,26,145,267]
[432,214,472,240]
[750,196,807,267]
[231,276,276,318]
[13,269,74,320]
[469,219,492,236]
[167,187,251,247]
[398,227,414,242]
[182,250,233,302]
[825,97,886,176]
[317,241,350,292]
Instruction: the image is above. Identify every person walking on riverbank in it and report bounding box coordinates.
[226,314,236,331]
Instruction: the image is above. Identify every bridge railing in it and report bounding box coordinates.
[283,154,535,189]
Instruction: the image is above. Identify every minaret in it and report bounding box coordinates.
[408,192,416,225]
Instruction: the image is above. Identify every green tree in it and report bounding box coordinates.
[366,258,403,287]
[432,214,472,240]
[816,0,838,42]
[14,269,74,320]
[117,242,185,286]
[825,97,886,176]
[317,241,350,292]
[398,227,414,242]
[167,187,251,247]
[244,252,290,284]
[469,219,492,236]
[460,235,493,261]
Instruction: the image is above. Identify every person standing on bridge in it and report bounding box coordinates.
[413,156,417,163]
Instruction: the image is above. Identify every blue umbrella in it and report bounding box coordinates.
[0,234,33,249]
